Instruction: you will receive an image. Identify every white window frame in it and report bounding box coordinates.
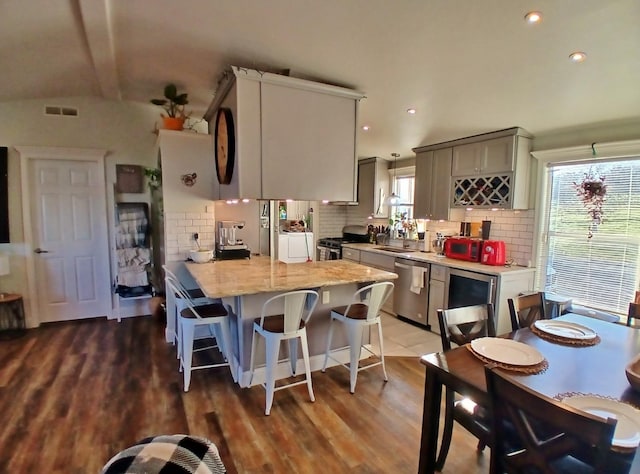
[389,165,415,220]
[531,139,640,314]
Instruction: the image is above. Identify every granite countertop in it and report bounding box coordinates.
[186,256,398,298]
[341,243,536,276]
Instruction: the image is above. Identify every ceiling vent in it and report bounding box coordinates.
[44,105,79,117]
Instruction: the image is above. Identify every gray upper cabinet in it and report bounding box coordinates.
[357,157,389,218]
[415,127,533,211]
[413,147,452,220]
[204,66,365,201]
[452,136,515,175]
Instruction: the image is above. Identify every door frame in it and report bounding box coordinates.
[16,146,110,327]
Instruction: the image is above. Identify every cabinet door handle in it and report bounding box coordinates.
[34,248,50,254]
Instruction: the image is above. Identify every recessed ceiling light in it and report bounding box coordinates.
[407,108,416,115]
[524,11,542,23]
[362,125,370,131]
[569,51,587,62]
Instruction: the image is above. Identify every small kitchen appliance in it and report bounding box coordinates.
[480,240,506,266]
[216,220,251,260]
[444,237,482,262]
[432,233,446,256]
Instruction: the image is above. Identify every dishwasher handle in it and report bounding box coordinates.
[394,262,411,270]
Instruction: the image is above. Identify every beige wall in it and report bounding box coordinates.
[0,97,206,325]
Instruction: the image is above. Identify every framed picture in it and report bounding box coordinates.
[116,164,144,193]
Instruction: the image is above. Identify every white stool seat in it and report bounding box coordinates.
[249,290,319,415]
[322,281,394,393]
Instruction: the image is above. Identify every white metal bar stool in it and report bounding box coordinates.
[322,281,394,393]
[249,290,319,415]
[163,265,221,359]
[165,277,235,391]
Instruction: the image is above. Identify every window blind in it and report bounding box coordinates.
[540,158,640,315]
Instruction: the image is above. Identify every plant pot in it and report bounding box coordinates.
[162,116,185,131]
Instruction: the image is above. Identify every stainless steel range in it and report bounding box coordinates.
[317,225,369,260]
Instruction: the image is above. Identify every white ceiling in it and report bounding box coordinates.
[2,0,639,159]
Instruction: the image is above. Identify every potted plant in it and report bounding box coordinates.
[573,170,607,239]
[150,84,190,130]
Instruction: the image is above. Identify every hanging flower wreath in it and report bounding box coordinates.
[573,170,607,239]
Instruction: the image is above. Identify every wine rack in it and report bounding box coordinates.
[452,174,512,208]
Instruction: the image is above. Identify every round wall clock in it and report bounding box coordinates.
[214,107,235,184]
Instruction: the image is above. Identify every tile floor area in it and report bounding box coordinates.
[373,311,444,357]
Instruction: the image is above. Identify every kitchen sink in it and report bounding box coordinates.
[374,246,413,253]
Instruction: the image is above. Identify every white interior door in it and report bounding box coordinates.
[29,158,111,322]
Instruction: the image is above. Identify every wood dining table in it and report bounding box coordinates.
[418,313,640,473]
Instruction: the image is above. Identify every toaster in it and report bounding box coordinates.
[481,240,506,266]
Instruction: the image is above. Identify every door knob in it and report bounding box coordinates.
[34,248,49,254]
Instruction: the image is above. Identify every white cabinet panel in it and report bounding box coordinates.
[205,67,364,201]
[261,83,357,201]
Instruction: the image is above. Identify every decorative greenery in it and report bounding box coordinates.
[144,167,162,189]
[573,170,607,238]
[389,211,416,237]
[150,84,189,118]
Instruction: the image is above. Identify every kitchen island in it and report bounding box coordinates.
[184,256,398,387]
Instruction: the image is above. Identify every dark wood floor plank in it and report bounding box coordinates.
[0,316,487,473]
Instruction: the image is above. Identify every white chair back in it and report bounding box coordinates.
[349,282,394,321]
[165,275,202,318]
[258,290,319,335]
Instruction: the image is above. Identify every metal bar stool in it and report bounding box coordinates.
[165,276,235,391]
[322,281,394,393]
[249,290,319,415]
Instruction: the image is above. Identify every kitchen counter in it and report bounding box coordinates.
[341,242,535,276]
[184,256,398,387]
[343,242,536,335]
[185,256,397,298]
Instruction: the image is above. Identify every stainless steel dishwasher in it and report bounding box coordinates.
[393,257,430,329]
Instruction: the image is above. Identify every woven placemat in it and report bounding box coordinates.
[465,343,548,374]
[531,324,601,346]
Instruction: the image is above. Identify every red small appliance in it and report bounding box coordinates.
[481,240,506,266]
[444,237,483,262]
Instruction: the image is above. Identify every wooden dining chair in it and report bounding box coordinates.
[484,364,617,474]
[435,303,496,471]
[508,291,547,331]
[627,302,640,327]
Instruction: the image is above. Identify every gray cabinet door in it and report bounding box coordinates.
[414,148,452,220]
[357,157,389,217]
[452,136,515,176]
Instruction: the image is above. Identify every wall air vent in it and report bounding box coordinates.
[44,106,79,117]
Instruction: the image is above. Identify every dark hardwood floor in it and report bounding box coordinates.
[0,316,487,473]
